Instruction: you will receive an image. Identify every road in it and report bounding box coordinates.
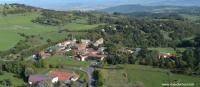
[80,61,97,87]
[62,61,97,87]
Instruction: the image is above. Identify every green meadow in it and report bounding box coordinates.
[64,23,103,31]
[100,64,200,87]
[148,48,186,54]
[45,55,90,67]
[0,13,57,51]
[0,12,102,51]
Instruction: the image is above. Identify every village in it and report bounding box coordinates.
[29,37,106,86]
[29,36,177,86]
[32,37,106,61]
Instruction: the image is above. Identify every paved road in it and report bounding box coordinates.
[62,61,97,87]
[80,61,97,87]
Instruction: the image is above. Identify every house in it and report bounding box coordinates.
[28,70,79,85]
[127,49,134,54]
[32,54,38,60]
[70,74,79,81]
[97,47,106,54]
[48,70,79,82]
[78,42,87,51]
[78,55,88,61]
[56,43,63,47]
[32,50,51,60]
[74,47,106,61]
[94,38,104,47]
[133,48,141,53]
[65,48,72,52]
[101,29,105,32]
[28,74,48,85]
[39,51,51,59]
[159,52,176,59]
[62,41,71,47]
[81,39,91,45]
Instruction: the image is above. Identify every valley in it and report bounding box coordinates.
[0,3,200,87]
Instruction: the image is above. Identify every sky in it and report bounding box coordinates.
[0,0,199,10]
[0,0,162,10]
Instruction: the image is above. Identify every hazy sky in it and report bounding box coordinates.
[0,0,162,10]
[1,0,199,10]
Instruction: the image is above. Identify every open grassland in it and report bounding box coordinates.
[0,13,57,51]
[45,55,90,67]
[148,48,185,54]
[64,23,103,31]
[0,12,102,51]
[0,72,25,87]
[100,64,200,87]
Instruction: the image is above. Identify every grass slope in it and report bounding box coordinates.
[45,55,90,67]
[0,13,57,51]
[64,23,103,31]
[100,65,200,87]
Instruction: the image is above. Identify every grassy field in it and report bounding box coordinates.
[0,13,57,51]
[45,55,90,67]
[64,23,103,31]
[0,12,102,51]
[0,72,25,87]
[100,64,200,87]
[148,48,185,54]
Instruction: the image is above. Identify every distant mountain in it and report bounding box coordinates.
[100,5,200,13]
[1,0,200,11]
[151,0,200,6]
[0,0,163,11]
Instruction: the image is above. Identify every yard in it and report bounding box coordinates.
[45,55,90,67]
[100,64,200,87]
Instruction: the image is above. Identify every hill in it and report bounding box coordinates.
[100,4,200,13]
[151,0,200,6]
[0,4,103,51]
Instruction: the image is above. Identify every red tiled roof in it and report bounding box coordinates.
[48,70,72,81]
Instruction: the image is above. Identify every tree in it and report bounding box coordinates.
[182,49,195,68]
[33,59,48,68]
[0,62,3,75]
[128,54,136,64]
[194,48,200,66]
[47,39,52,43]
[24,67,35,80]
[93,70,103,87]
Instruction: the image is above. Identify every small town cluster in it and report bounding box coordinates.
[29,37,106,85]
[29,37,177,85]
[32,38,106,61]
